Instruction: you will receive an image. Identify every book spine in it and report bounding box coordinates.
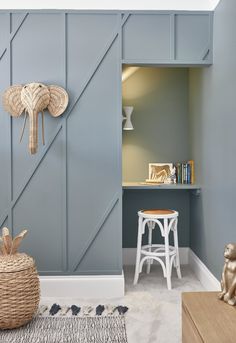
[184,164,187,184]
[176,163,180,183]
[189,160,195,184]
[187,163,191,184]
[175,164,178,184]
[186,164,188,184]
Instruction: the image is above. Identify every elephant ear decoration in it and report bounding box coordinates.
[2,83,69,155]
[2,85,24,117]
[48,85,69,117]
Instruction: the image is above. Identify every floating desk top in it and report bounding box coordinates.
[122,182,201,192]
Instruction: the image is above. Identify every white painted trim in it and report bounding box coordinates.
[0,0,220,11]
[124,247,221,291]
[189,249,221,291]
[123,247,189,265]
[40,273,124,299]
[39,249,220,298]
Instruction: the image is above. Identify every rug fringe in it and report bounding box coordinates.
[38,304,129,317]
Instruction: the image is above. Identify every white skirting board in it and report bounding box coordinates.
[40,248,220,298]
[40,273,124,299]
[123,247,190,266]
[189,249,221,291]
[123,247,221,291]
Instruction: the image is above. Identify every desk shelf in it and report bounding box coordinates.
[122,182,201,194]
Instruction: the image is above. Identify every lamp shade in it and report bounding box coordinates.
[123,106,134,130]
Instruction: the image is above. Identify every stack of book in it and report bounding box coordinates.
[175,160,195,184]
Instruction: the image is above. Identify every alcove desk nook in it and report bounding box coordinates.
[122,65,203,264]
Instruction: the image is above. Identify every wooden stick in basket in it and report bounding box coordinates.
[0,237,7,255]
[11,230,28,255]
[2,227,12,255]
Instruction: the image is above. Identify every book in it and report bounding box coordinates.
[188,160,195,184]
[187,163,191,184]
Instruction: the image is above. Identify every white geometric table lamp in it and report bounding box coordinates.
[123,106,134,130]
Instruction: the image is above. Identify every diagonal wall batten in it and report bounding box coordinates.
[66,14,122,274]
[0,15,116,217]
[72,195,119,272]
[0,14,122,229]
[0,125,63,228]
[0,12,122,275]
[0,12,127,212]
[0,13,28,62]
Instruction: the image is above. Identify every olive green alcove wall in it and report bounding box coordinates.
[122,67,192,248]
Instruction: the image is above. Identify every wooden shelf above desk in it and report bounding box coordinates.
[122,182,201,193]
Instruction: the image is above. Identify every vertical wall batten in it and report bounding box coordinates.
[120,13,130,60]
[117,13,123,268]
[170,14,176,60]
[4,12,29,236]
[8,12,13,233]
[62,12,68,271]
[209,12,214,62]
[64,13,68,90]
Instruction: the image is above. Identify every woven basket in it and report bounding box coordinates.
[0,253,40,329]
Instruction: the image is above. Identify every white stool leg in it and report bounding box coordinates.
[134,216,143,285]
[164,218,172,290]
[146,221,154,274]
[173,218,182,279]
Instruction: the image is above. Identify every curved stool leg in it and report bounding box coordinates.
[134,216,143,285]
[164,218,172,290]
[146,221,155,274]
[173,219,182,279]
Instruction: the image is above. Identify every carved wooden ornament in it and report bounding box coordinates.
[2,83,69,154]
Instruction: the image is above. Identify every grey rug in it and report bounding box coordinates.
[0,316,128,343]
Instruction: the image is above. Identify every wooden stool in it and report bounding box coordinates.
[133,209,182,290]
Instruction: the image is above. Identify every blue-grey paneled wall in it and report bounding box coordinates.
[189,0,236,279]
[122,12,213,65]
[0,12,122,275]
[0,10,213,275]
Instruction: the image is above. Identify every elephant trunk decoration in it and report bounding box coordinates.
[2,83,69,154]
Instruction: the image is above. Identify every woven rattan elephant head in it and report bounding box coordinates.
[2,83,69,154]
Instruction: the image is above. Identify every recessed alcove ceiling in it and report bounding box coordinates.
[122,66,140,83]
[0,0,221,10]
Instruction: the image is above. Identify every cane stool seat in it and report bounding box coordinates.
[141,209,176,217]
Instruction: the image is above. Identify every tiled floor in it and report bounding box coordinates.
[41,265,204,343]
